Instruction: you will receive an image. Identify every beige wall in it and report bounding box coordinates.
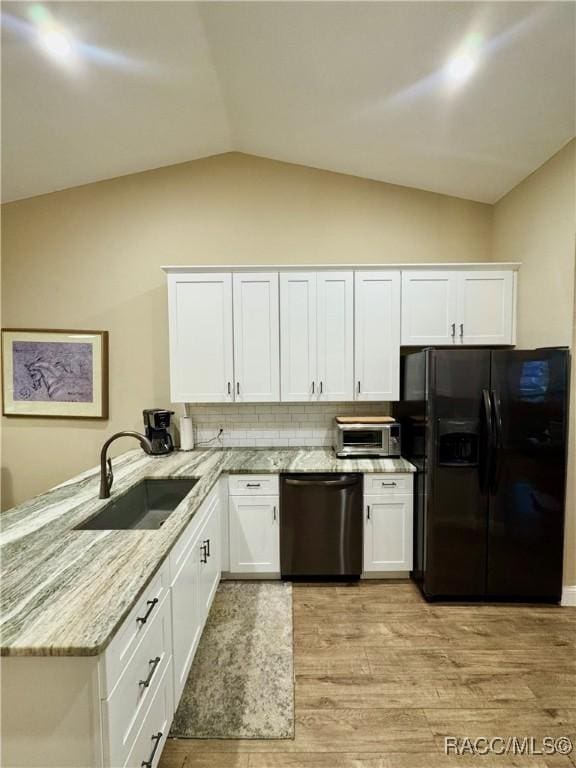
[1,152,492,509]
[492,139,576,587]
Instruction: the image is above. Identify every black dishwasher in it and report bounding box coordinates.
[280,474,363,578]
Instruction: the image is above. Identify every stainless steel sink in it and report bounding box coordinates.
[76,478,197,531]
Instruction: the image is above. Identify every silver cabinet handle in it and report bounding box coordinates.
[203,538,210,557]
[357,381,361,394]
[319,381,323,394]
[200,544,208,564]
[451,323,456,339]
[236,382,240,395]
[273,505,277,521]
[460,323,464,339]
[367,504,371,520]
[311,381,315,394]
[227,382,231,395]
[382,481,397,487]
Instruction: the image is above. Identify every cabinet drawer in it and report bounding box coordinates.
[102,593,171,768]
[123,658,173,768]
[169,485,218,581]
[100,562,169,697]
[228,474,279,495]
[363,473,413,495]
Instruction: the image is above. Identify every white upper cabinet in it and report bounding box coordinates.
[401,269,516,346]
[316,272,354,401]
[401,271,459,346]
[168,272,234,402]
[166,265,517,403]
[355,271,401,401]
[457,271,515,345]
[280,272,317,401]
[280,271,354,402]
[233,273,280,402]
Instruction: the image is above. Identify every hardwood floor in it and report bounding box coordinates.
[159,580,576,768]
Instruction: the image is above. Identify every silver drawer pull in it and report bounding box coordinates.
[246,483,261,488]
[381,482,397,487]
[139,656,161,688]
[141,732,162,768]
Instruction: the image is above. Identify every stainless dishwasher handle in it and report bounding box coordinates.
[284,478,359,488]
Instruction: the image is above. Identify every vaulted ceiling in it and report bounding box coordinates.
[2,1,574,203]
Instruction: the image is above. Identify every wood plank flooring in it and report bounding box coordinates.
[159,580,576,768]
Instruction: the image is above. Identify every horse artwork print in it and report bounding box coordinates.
[13,342,93,403]
[1,329,108,418]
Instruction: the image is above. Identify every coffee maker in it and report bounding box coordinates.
[143,409,175,455]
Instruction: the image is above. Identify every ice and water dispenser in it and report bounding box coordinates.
[437,419,480,466]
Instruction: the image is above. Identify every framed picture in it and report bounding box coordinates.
[1,329,109,419]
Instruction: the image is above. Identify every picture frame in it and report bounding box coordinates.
[1,329,109,419]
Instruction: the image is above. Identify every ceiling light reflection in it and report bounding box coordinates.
[0,5,147,74]
[445,32,483,86]
[40,27,73,60]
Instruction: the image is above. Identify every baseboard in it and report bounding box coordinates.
[561,585,576,606]
[221,571,281,580]
[361,571,411,580]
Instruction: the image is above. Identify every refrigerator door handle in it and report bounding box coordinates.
[490,390,503,493]
[480,388,494,493]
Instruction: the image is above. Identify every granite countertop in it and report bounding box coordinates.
[0,448,415,657]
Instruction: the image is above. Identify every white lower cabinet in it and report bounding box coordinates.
[123,660,173,768]
[101,594,172,768]
[229,495,280,574]
[228,474,280,574]
[363,475,414,574]
[170,529,203,703]
[170,485,221,705]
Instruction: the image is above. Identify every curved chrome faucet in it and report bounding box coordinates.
[99,431,153,499]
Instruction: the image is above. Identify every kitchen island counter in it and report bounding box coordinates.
[0,448,414,657]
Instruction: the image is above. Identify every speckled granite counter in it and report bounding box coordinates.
[0,448,415,657]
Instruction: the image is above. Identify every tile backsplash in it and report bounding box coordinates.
[185,402,391,448]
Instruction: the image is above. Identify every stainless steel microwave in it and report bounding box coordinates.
[334,422,401,458]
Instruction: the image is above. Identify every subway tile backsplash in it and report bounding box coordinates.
[186,402,391,448]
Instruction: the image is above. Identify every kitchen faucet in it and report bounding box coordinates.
[99,431,153,499]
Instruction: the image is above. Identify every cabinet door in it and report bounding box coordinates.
[355,271,401,401]
[316,272,354,401]
[363,494,413,572]
[197,497,221,620]
[170,538,202,703]
[233,273,280,401]
[280,273,317,401]
[229,495,280,573]
[458,271,515,345]
[401,271,458,346]
[168,273,234,402]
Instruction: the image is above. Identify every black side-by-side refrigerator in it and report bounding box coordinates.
[393,348,569,602]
